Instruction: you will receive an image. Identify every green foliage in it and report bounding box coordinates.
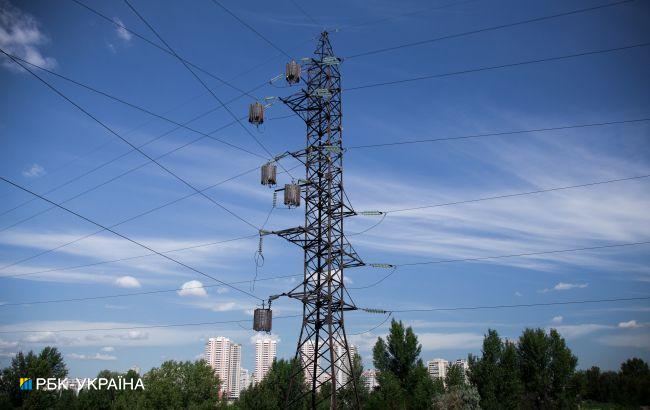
[445,364,466,389]
[573,358,650,406]
[0,346,67,409]
[433,385,481,410]
[236,358,308,410]
[368,319,441,409]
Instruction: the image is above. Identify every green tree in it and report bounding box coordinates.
[445,364,466,389]
[138,359,220,409]
[368,319,440,409]
[498,340,523,409]
[618,358,650,406]
[0,346,68,409]
[468,329,504,409]
[434,385,481,410]
[236,358,307,409]
[518,328,577,409]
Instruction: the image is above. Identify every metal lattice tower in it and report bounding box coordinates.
[262,32,364,409]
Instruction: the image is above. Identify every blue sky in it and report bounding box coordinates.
[0,0,649,377]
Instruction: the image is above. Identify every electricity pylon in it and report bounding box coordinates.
[263,31,363,409]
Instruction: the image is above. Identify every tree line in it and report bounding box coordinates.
[1,321,648,409]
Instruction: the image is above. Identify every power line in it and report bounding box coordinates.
[382,174,650,214]
[0,162,301,274]
[395,241,650,267]
[386,296,650,313]
[346,42,650,91]
[1,235,258,280]
[123,0,295,178]
[69,0,258,101]
[0,176,263,301]
[333,0,480,33]
[4,238,648,307]
[1,49,259,232]
[344,0,635,59]
[0,314,302,334]
[346,117,650,150]
[288,0,322,28]
[352,240,650,290]
[5,52,267,159]
[0,272,300,307]
[210,0,293,59]
[2,296,647,333]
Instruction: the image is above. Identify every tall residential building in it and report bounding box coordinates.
[204,337,242,399]
[254,337,277,384]
[334,343,358,389]
[301,339,317,387]
[452,358,469,382]
[239,368,251,394]
[427,358,449,380]
[361,369,379,391]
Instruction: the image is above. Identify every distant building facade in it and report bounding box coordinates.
[361,369,379,391]
[204,336,242,399]
[254,337,277,384]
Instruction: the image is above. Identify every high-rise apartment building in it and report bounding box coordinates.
[240,368,251,394]
[204,337,242,399]
[361,369,379,391]
[301,339,317,387]
[254,337,277,384]
[427,358,449,380]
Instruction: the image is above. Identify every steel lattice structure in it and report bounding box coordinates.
[264,31,363,409]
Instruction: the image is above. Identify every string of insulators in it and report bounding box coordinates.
[272,191,277,207]
[358,211,384,216]
[362,307,390,314]
[370,263,395,269]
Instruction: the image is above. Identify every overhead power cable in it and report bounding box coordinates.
[346,42,650,91]
[1,49,259,231]
[381,174,650,214]
[385,296,650,313]
[70,0,258,101]
[344,0,635,59]
[333,0,480,32]
[0,162,301,274]
[4,239,649,307]
[0,272,299,307]
[5,52,267,159]
[2,297,648,334]
[123,0,294,178]
[0,314,302,334]
[288,0,322,28]
[211,0,293,59]
[0,176,263,301]
[347,117,650,150]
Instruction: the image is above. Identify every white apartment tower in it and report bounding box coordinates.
[204,337,242,399]
[239,368,251,394]
[427,358,449,380]
[361,369,379,391]
[301,339,317,387]
[254,337,277,384]
[334,343,358,389]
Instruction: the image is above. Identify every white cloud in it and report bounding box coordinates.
[68,352,117,361]
[120,330,148,340]
[249,332,280,344]
[514,291,523,297]
[541,282,589,293]
[551,315,563,324]
[599,333,650,349]
[0,338,18,349]
[101,346,114,352]
[551,324,610,339]
[21,163,45,178]
[618,320,640,329]
[0,0,56,70]
[113,17,132,41]
[178,280,207,297]
[115,276,141,288]
[418,332,484,350]
[554,282,588,291]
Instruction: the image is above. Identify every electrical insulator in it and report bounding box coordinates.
[284,183,301,208]
[253,308,272,332]
[248,102,264,126]
[286,60,301,84]
[261,163,277,186]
